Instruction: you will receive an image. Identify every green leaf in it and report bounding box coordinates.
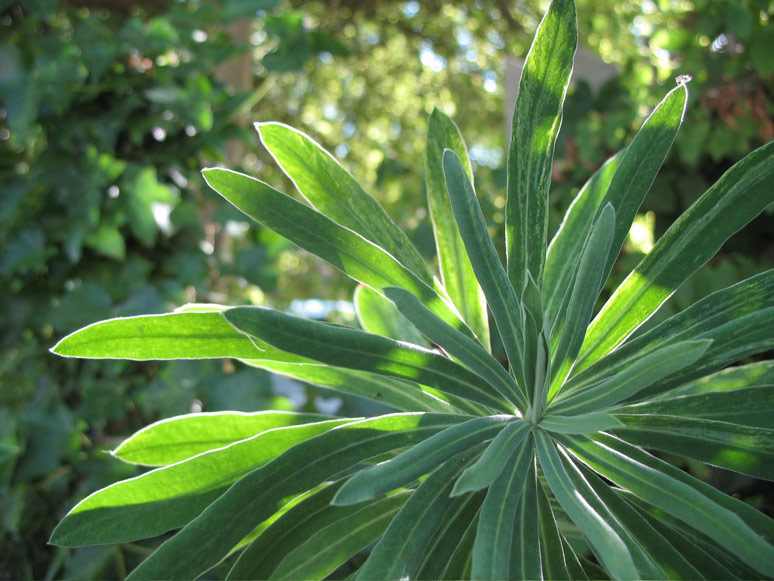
[649,360,774,400]
[50,419,351,546]
[551,340,712,415]
[615,381,774,429]
[577,139,774,370]
[544,151,623,326]
[50,312,264,360]
[596,85,687,286]
[270,491,409,580]
[612,414,774,480]
[567,434,774,576]
[505,0,577,293]
[384,286,526,411]
[415,492,485,579]
[443,149,528,394]
[442,516,478,580]
[225,306,507,412]
[590,432,774,544]
[112,411,332,466]
[534,429,638,579]
[537,481,570,580]
[203,168,474,339]
[244,359,466,414]
[125,413,462,580]
[540,411,623,434]
[548,203,615,394]
[557,444,661,579]
[452,419,531,495]
[228,481,349,580]
[575,462,703,580]
[357,448,481,580]
[334,415,512,506]
[565,271,774,395]
[257,122,432,283]
[426,107,490,346]
[472,434,536,581]
[354,284,427,346]
[620,490,744,580]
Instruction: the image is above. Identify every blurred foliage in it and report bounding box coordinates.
[0,0,350,578]
[0,0,772,578]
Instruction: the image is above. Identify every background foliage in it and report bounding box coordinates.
[1,0,772,578]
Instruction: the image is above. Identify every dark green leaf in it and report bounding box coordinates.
[548,203,615,394]
[225,306,507,412]
[544,152,623,326]
[567,434,774,576]
[355,284,427,346]
[534,429,638,579]
[426,107,490,346]
[506,0,577,292]
[203,167,474,339]
[334,415,512,506]
[443,149,528,394]
[613,414,774,480]
[577,140,774,370]
[452,419,531,495]
[384,286,526,411]
[356,448,482,580]
[125,413,462,580]
[472,436,536,580]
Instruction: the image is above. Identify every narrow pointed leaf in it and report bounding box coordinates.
[384,286,526,411]
[51,312,264,360]
[577,139,774,370]
[334,415,512,506]
[506,0,577,292]
[552,340,712,415]
[565,270,774,394]
[225,306,508,412]
[426,108,490,346]
[452,419,531,495]
[416,492,486,579]
[540,411,623,434]
[113,411,331,466]
[557,447,661,579]
[549,203,615,394]
[203,168,474,339]
[228,481,349,580]
[472,435,536,581]
[621,491,745,580]
[442,516,478,580]
[257,122,432,283]
[566,434,774,576]
[589,432,774,543]
[357,448,482,580]
[355,284,427,346]
[510,455,542,581]
[650,359,774,400]
[245,359,469,414]
[50,419,351,547]
[270,491,409,580]
[534,429,638,580]
[576,463,704,580]
[124,413,463,580]
[537,481,571,580]
[613,414,774,480]
[596,85,688,284]
[615,384,774,429]
[545,151,624,325]
[443,149,528,392]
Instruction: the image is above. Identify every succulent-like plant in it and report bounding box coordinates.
[50,0,774,578]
